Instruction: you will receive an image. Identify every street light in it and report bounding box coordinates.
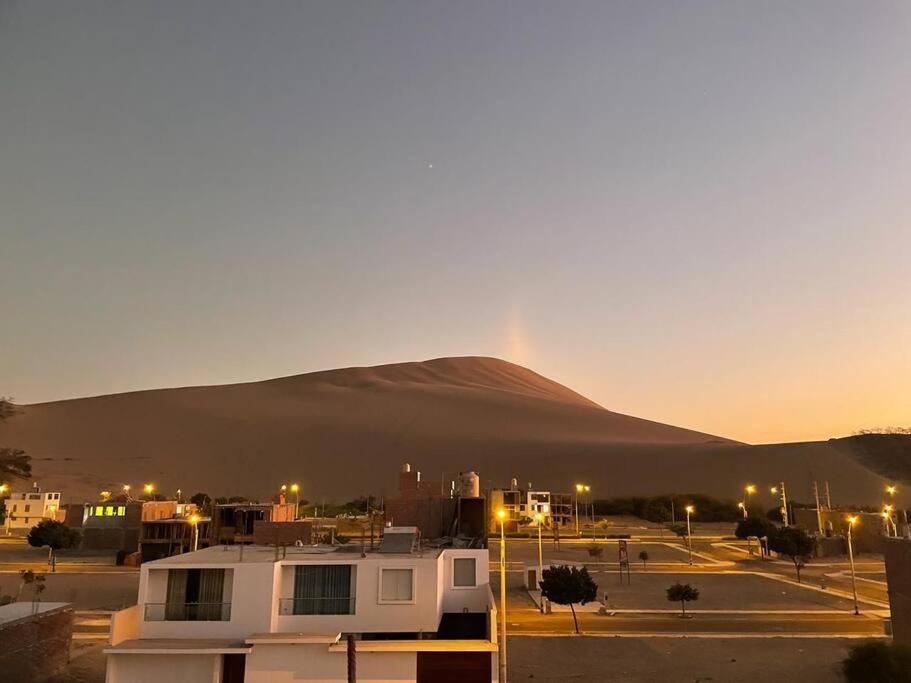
[574,484,583,536]
[742,484,756,518]
[584,485,593,539]
[188,513,201,552]
[685,505,694,565]
[770,483,789,526]
[290,484,300,520]
[0,483,8,495]
[496,508,508,683]
[534,512,545,612]
[143,483,154,498]
[846,516,860,615]
[122,484,131,500]
[737,501,746,519]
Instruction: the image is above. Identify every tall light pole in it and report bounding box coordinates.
[737,502,747,520]
[189,513,201,552]
[496,509,508,683]
[885,486,898,536]
[685,505,694,565]
[534,512,545,612]
[290,484,300,520]
[846,516,860,616]
[742,484,756,518]
[771,483,789,526]
[574,484,583,536]
[584,485,593,539]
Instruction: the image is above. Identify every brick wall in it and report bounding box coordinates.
[0,604,74,680]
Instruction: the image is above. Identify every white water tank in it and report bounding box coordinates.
[510,477,518,491]
[459,471,480,498]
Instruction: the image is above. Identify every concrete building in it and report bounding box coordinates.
[105,527,498,682]
[3,487,62,533]
[77,500,144,552]
[211,500,296,545]
[488,482,573,533]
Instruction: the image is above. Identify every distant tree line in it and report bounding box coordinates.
[593,495,742,523]
[853,426,911,435]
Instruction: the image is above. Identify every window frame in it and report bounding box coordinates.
[377,566,416,605]
[451,557,478,589]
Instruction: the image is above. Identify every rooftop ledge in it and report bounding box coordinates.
[246,632,341,645]
[327,639,497,653]
[104,639,252,655]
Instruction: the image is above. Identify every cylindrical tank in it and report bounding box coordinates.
[510,477,518,491]
[459,471,480,498]
[402,463,411,473]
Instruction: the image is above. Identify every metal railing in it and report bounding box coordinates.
[144,602,232,622]
[278,597,356,615]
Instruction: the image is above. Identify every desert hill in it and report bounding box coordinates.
[0,357,905,505]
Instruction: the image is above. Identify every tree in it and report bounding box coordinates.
[27,520,81,572]
[667,523,688,538]
[17,569,45,604]
[638,550,649,571]
[843,641,911,682]
[0,448,31,482]
[666,582,699,618]
[768,526,815,583]
[734,517,777,540]
[539,565,598,634]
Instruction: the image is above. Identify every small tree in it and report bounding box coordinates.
[843,641,911,682]
[666,582,699,618]
[539,565,598,634]
[667,523,687,538]
[638,550,649,571]
[734,517,777,540]
[27,520,81,572]
[768,526,815,583]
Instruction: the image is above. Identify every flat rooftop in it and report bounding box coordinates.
[147,544,446,566]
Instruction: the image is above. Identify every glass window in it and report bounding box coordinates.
[24,505,31,513]
[291,565,353,614]
[95,506,104,516]
[380,568,414,602]
[105,506,115,516]
[117,506,126,516]
[453,558,476,587]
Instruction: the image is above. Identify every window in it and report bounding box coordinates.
[453,558,477,588]
[117,506,126,516]
[290,565,353,614]
[104,506,114,516]
[94,506,104,516]
[380,568,414,603]
[24,505,31,513]
[158,568,228,621]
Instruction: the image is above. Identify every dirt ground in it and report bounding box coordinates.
[507,635,859,682]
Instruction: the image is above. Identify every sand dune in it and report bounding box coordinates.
[0,357,904,505]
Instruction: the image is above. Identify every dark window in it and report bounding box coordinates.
[165,568,228,621]
[292,565,353,614]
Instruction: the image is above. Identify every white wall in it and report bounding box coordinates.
[439,550,489,613]
[106,654,221,683]
[139,563,276,639]
[245,644,415,683]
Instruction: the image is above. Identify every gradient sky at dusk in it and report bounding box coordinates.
[2,1,910,443]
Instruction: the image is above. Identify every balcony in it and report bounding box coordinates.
[144,602,232,622]
[278,597,356,616]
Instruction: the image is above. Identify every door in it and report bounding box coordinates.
[417,652,491,683]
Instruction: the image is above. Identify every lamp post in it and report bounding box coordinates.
[189,513,201,552]
[143,483,154,500]
[737,501,746,520]
[290,484,300,520]
[885,486,898,536]
[742,484,756,518]
[771,483,789,526]
[574,484,583,536]
[584,485,593,539]
[685,505,694,565]
[122,484,131,501]
[496,509,508,683]
[534,512,545,612]
[846,516,860,616]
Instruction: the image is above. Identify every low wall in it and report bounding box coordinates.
[0,602,74,680]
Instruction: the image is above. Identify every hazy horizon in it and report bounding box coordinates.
[3,1,910,444]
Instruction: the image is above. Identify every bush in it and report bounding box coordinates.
[843,642,911,682]
[734,517,778,540]
[594,495,741,523]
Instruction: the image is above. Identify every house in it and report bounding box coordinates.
[3,487,63,533]
[105,527,498,682]
[488,481,573,533]
[210,500,296,545]
[77,500,143,552]
[139,502,209,563]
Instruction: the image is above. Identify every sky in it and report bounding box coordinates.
[1,1,910,444]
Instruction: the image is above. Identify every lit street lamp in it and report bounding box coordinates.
[534,512,545,612]
[574,484,583,536]
[771,483,789,526]
[290,484,300,520]
[742,484,756,518]
[122,484,131,501]
[685,505,694,565]
[143,483,154,499]
[846,516,860,615]
[496,508,508,683]
[189,513,201,551]
[737,501,747,519]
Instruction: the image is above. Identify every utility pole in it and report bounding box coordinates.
[846,518,860,616]
[824,482,832,509]
[498,512,508,683]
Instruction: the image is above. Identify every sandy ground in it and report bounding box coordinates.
[507,635,859,682]
[0,356,895,503]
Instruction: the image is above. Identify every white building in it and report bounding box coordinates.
[4,488,62,533]
[105,528,498,682]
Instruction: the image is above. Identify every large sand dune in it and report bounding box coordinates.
[0,357,905,504]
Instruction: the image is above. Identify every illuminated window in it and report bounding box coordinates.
[95,506,104,516]
[105,506,115,516]
[117,506,126,516]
